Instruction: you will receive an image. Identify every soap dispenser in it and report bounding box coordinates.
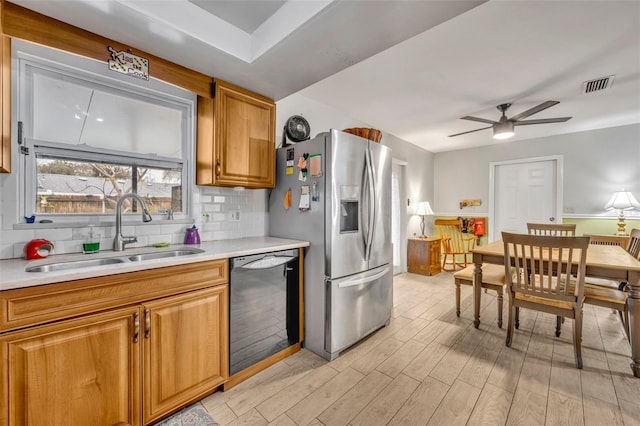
[184,224,201,245]
[83,225,101,254]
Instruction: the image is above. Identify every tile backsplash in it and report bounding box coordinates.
[0,186,269,260]
[197,186,268,241]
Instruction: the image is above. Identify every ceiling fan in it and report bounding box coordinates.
[448,101,572,139]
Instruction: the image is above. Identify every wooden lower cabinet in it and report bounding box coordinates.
[0,306,141,426]
[0,279,228,425]
[407,237,442,276]
[144,286,228,424]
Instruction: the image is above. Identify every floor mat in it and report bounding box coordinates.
[154,403,218,426]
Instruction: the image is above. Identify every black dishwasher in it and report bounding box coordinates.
[229,249,300,375]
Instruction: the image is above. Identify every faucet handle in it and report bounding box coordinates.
[123,236,137,249]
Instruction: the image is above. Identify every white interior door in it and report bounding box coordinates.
[490,156,563,242]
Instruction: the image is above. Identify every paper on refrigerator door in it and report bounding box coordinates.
[299,185,310,210]
[310,154,322,177]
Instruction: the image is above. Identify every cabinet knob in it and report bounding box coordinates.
[215,160,221,178]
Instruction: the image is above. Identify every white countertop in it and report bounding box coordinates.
[0,237,309,291]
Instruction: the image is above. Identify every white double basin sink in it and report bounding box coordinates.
[25,247,205,273]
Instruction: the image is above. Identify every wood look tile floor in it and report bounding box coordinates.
[198,272,640,426]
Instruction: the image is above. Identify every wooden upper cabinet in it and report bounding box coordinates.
[197,79,276,189]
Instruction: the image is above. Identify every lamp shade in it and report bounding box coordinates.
[604,191,640,211]
[415,201,434,216]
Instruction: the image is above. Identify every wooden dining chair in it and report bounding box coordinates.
[502,232,589,369]
[527,223,576,236]
[584,283,630,340]
[524,223,577,330]
[589,228,640,340]
[583,234,632,289]
[453,264,507,327]
[555,233,633,341]
[435,219,476,271]
[585,234,630,248]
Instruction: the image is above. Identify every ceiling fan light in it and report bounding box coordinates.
[493,121,514,140]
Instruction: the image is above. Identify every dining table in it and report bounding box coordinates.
[472,240,640,377]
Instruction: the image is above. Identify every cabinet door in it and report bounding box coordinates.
[407,239,429,275]
[196,79,275,188]
[429,239,442,275]
[0,306,141,426]
[215,81,275,188]
[143,286,228,424]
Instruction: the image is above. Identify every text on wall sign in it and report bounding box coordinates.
[107,47,149,81]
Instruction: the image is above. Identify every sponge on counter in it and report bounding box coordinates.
[152,242,170,248]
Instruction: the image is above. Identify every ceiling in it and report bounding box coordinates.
[11,0,640,153]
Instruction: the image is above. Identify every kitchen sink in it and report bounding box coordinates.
[25,257,126,273]
[127,248,205,262]
[25,247,206,273]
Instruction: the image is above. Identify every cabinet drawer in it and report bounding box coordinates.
[0,259,227,333]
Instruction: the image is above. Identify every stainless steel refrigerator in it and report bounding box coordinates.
[269,129,392,360]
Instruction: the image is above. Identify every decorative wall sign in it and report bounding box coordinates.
[108,46,149,81]
[459,199,482,209]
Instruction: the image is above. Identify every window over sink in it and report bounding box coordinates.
[15,40,195,221]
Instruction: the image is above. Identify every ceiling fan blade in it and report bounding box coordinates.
[509,101,560,121]
[460,116,498,125]
[513,117,572,126]
[448,126,492,137]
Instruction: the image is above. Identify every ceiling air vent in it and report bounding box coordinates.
[582,75,615,94]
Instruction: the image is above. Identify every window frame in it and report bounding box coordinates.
[14,40,195,224]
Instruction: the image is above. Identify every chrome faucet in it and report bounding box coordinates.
[113,193,153,251]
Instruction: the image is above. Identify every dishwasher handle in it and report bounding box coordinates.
[237,255,296,270]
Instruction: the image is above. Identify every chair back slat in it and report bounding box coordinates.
[627,228,640,259]
[527,223,576,237]
[502,232,589,304]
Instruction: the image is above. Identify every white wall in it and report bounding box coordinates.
[433,123,640,218]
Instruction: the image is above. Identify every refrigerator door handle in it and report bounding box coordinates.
[364,146,376,261]
[361,151,369,257]
[367,145,377,259]
[337,267,390,288]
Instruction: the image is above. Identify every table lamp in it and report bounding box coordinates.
[604,190,640,235]
[415,201,434,237]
